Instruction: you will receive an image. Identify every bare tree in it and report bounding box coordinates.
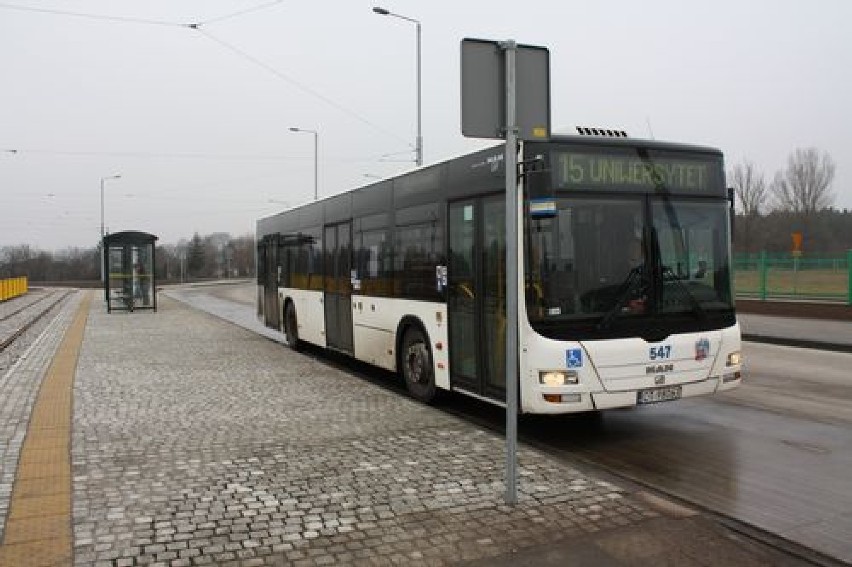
[229,235,256,277]
[728,160,768,216]
[771,148,836,214]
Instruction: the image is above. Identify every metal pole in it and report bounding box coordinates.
[289,128,318,200]
[100,177,105,297]
[502,39,519,506]
[99,175,121,300]
[372,8,422,166]
[100,178,105,244]
[313,131,319,200]
[415,21,423,167]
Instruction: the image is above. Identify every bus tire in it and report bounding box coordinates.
[400,326,436,403]
[283,301,302,351]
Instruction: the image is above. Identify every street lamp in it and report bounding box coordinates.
[100,174,121,241]
[99,174,121,292]
[372,6,422,167]
[289,127,318,200]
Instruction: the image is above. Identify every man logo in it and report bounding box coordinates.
[654,375,666,385]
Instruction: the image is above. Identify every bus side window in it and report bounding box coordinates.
[358,229,391,296]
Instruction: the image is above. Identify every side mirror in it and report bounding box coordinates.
[522,155,554,219]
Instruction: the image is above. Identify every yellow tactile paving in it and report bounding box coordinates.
[19,436,69,452]
[15,448,68,467]
[32,391,74,405]
[0,540,72,567]
[25,407,72,429]
[10,477,67,499]
[4,493,70,520]
[13,461,71,482]
[0,291,91,567]
[1,514,71,544]
[14,460,68,482]
[21,427,68,442]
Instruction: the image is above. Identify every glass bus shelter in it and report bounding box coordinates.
[103,230,158,313]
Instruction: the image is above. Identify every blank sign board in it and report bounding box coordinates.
[461,38,550,141]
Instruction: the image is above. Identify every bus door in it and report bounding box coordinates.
[263,234,280,330]
[323,221,354,353]
[448,197,507,400]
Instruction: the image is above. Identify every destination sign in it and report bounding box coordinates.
[553,151,722,195]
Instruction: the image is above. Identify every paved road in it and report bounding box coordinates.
[738,312,852,349]
[179,282,852,564]
[527,342,852,563]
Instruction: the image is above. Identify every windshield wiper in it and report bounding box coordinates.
[597,266,646,331]
[662,266,707,321]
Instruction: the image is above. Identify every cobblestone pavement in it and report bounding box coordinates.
[71,295,662,566]
[0,291,81,541]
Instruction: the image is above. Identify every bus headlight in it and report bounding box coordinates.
[539,370,578,386]
[726,351,741,366]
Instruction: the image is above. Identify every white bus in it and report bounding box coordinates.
[257,133,742,413]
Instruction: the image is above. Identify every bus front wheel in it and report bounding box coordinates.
[401,327,436,403]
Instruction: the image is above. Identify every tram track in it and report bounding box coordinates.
[0,288,54,323]
[0,290,72,354]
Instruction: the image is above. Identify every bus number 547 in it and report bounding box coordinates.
[649,345,672,360]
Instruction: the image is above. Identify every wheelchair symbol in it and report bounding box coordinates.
[566,349,583,368]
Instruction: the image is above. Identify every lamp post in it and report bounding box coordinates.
[372,6,422,167]
[289,127,318,200]
[100,174,121,242]
[99,174,121,298]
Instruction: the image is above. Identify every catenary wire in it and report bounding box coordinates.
[0,2,414,149]
[196,0,286,26]
[0,2,183,27]
[193,28,413,148]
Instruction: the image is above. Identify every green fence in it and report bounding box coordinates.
[734,251,852,304]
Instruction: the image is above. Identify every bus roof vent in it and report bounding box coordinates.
[576,127,628,138]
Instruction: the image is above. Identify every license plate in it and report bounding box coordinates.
[637,385,682,405]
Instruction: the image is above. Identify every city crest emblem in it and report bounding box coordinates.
[694,337,710,361]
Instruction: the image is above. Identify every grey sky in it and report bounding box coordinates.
[2,0,850,251]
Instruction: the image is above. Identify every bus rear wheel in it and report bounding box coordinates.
[284,302,302,351]
[401,327,436,403]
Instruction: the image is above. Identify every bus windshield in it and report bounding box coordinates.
[525,196,734,339]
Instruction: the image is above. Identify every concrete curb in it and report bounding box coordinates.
[742,333,852,354]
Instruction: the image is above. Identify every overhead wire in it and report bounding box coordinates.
[1,1,416,245]
[3,148,301,161]
[2,147,412,164]
[196,0,286,26]
[192,28,413,147]
[0,1,414,148]
[0,2,182,27]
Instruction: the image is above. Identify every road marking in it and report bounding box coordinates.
[0,291,90,567]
